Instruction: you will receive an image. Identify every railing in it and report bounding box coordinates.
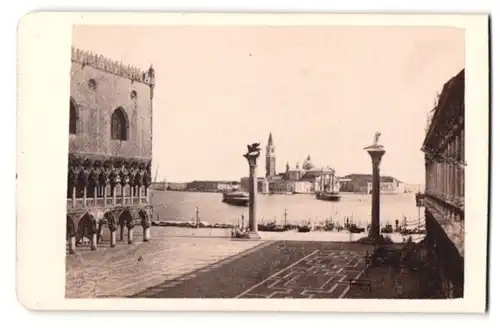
[425,191,463,213]
[423,192,465,258]
[67,195,149,210]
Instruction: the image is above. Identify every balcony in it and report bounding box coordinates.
[67,195,150,212]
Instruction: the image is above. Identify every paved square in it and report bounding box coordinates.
[235,249,365,299]
[132,241,370,298]
[66,235,266,298]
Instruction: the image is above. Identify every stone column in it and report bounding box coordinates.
[110,229,116,247]
[243,143,261,240]
[87,217,97,251]
[103,184,108,205]
[143,225,151,242]
[119,222,125,241]
[248,162,259,237]
[90,232,97,251]
[127,220,135,245]
[365,145,385,240]
[122,184,126,205]
[446,144,450,199]
[437,163,440,196]
[434,162,438,195]
[112,185,117,206]
[83,184,87,206]
[142,209,151,242]
[72,186,76,208]
[448,144,455,200]
[127,228,134,244]
[454,135,458,201]
[69,236,76,254]
[461,129,465,198]
[107,214,117,248]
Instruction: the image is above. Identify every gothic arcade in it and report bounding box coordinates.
[66,47,155,254]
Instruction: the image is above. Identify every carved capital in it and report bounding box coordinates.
[128,171,136,186]
[98,171,109,187]
[142,171,152,187]
[88,170,98,188]
[68,170,78,188]
[119,171,128,186]
[109,171,118,187]
[105,212,117,232]
[77,169,89,188]
[139,208,152,228]
[126,218,135,230]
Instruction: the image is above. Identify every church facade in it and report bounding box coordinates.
[66,47,155,254]
[255,133,339,194]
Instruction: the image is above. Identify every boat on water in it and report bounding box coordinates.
[315,167,342,202]
[222,191,250,206]
[315,191,341,202]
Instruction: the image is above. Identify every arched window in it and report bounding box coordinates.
[69,99,77,135]
[111,107,129,141]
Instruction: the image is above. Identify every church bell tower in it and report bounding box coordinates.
[266,133,276,179]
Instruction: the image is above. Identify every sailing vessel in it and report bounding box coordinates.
[222,191,250,207]
[315,168,341,202]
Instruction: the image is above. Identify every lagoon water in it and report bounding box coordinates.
[151,191,422,228]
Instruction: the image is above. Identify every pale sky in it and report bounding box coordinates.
[72,25,464,184]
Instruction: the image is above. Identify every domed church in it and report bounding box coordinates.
[264,133,339,194]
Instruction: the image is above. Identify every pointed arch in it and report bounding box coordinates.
[69,97,78,135]
[111,107,129,141]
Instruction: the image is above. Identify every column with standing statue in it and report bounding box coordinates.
[364,131,386,242]
[243,142,262,239]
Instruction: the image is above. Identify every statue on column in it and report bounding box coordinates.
[237,142,261,240]
[364,131,384,150]
[244,142,261,164]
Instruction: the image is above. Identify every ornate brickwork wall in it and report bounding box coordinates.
[69,47,154,160]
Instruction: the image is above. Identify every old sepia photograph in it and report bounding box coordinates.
[16,13,489,311]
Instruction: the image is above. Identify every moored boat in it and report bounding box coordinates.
[222,191,250,206]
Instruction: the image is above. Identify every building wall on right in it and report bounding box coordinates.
[421,69,465,298]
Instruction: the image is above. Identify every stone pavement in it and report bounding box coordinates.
[132,241,370,298]
[67,227,430,299]
[66,234,265,298]
[234,248,366,299]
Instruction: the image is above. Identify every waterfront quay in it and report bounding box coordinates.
[150,191,420,227]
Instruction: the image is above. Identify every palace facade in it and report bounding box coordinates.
[421,69,465,298]
[66,47,155,254]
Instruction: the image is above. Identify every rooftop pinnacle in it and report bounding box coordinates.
[268,132,274,145]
